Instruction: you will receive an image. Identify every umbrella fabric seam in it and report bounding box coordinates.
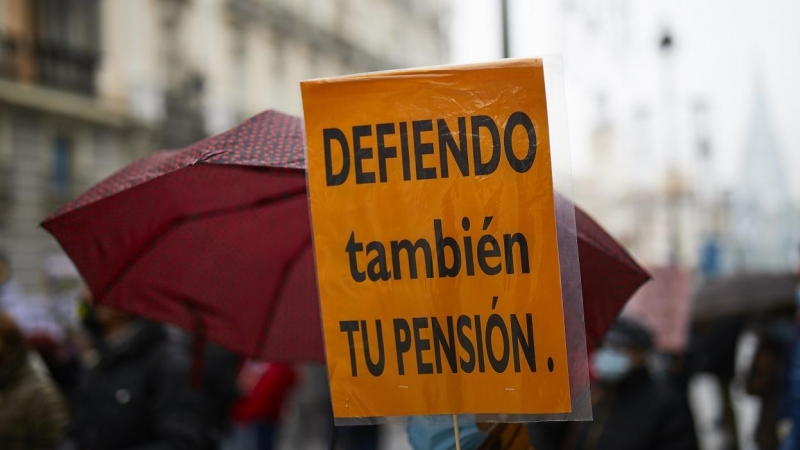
[101,186,308,303]
[42,164,303,227]
[253,235,313,359]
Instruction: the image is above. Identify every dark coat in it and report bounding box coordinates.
[573,368,698,450]
[60,321,207,450]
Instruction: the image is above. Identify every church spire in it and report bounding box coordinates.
[728,72,799,271]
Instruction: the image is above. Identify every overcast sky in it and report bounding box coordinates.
[449,0,800,200]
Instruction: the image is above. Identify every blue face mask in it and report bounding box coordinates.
[592,348,632,383]
[407,416,487,450]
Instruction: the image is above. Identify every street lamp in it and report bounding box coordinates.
[502,0,510,58]
[659,28,683,265]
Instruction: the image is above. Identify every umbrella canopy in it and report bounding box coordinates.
[43,110,648,363]
[692,272,798,321]
[570,206,651,351]
[43,110,322,362]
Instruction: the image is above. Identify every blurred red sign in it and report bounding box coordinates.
[623,266,692,352]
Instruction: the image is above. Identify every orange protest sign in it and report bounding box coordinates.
[301,59,570,419]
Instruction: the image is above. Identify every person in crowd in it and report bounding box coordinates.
[690,316,746,450]
[0,250,84,401]
[38,255,85,399]
[747,309,795,450]
[27,331,83,401]
[568,317,699,450]
[202,342,243,446]
[59,291,209,450]
[335,424,381,450]
[779,261,800,450]
[167,326,243,448]
[0,312,68,449]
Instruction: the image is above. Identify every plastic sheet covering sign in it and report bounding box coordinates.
[300,59,570,419]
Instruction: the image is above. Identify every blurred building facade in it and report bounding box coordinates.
[560,1,800,274]
[572,76,800,274]
[0,0,450,291]
[0,0,155,293]
[726,82,800,272]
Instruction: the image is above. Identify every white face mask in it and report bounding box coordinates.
[592,348,632,383]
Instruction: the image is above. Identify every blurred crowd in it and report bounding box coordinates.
[0,248,293,450]
[0,245,799,450]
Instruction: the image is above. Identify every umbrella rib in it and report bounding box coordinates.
[100,187,308,303]
[253,234,312,359]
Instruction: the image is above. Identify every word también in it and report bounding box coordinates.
[346,216,530,282]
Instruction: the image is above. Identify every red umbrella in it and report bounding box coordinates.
[43,110,323,363]
[42,110,648,364]
[573,206,651,351]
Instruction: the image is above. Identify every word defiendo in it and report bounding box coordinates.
[346,216,530,282]
[323,111,538,186]
[338,299,542,377]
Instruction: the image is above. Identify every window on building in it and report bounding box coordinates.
[0,0,100,95]
[52,136,72,198]
[37,0,101,95]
